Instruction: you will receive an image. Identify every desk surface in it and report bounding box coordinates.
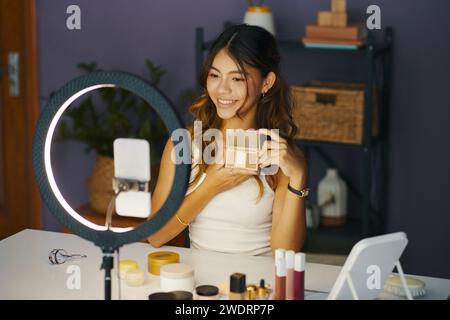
[0,229,448,300]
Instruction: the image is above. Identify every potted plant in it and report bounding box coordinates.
[243,0,276,35]
[57,60,168,215]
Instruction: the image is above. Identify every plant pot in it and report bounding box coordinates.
[87,155,115,215]
[243,6,276,36]
[87,155,160,215]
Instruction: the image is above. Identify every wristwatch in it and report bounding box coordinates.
[287,184,309,198]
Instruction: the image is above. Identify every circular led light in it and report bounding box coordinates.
[33,71,191,249]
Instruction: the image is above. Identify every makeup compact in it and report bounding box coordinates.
[148,251,180,275]
[170,290,194,300]
[148,292,176,300]
[195,285,220,300]
[225,129,260,172]
[160,263,195,292]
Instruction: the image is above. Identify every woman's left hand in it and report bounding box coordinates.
[257,128,307,180]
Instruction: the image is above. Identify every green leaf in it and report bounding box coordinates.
[145,59,166,86]
[77,62,97,73]
[57,60,170,157]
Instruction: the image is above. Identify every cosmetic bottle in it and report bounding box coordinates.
[229,273,246,300]
[275,248,286,261]
[257,279,269,300]
[246,284,257,300]
[294,252,305,300]
[274,258,286,300]
[285,250,295,300]
[274,248,285,274]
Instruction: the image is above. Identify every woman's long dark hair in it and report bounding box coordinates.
[189,24,298,197]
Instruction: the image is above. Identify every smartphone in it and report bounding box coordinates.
[113,138,151,218]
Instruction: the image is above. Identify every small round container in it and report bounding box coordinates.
[195,285,220,300]
[148,251,180,275]
[125,268,145,287]
[170,290,194,300]
[160,263,195,292]
[118,259,139,279]
[148,292,176,300]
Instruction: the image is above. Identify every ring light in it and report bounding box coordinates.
[32,71,191,299]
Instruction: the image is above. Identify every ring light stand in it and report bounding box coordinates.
[32,71,191,299]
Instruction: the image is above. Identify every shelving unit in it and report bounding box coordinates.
[195,24,393,254]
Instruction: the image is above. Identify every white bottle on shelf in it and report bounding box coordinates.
[317,168,347,226]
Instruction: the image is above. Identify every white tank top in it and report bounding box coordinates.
[188,173,275,256]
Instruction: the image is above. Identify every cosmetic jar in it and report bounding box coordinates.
[160,263,195,292]
[148,292,176,300]
[148,251,180,275]
[195,285,220,300]
[118,259,139,279]
[170,291,194,300]
[125,268,145,287]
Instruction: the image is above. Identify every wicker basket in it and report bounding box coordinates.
[291,81,378,145]
[87,155,115,215]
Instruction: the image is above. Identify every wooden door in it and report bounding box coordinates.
[0,0,41,239]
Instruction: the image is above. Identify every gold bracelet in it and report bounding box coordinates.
[175,214,189,226]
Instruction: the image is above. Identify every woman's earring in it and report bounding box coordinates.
[262,91,266,98]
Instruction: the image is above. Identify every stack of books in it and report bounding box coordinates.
[317,0,348,27]
[302,24,367,50]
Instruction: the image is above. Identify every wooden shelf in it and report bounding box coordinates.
[62,204,189,248]
[195,24,393,254]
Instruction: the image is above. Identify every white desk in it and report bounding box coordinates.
[0,229,448,300]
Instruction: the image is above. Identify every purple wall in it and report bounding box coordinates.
[36,0,450,278]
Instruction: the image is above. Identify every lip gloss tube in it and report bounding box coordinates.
[294,252,305,300]
[274,257,286,300]
[285,250,295,300]
[275,248,286,260]
[274,248,285,274]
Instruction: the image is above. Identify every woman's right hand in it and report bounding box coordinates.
[203,162,256,195]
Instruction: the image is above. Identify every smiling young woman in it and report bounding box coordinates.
[148,24,308,256]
